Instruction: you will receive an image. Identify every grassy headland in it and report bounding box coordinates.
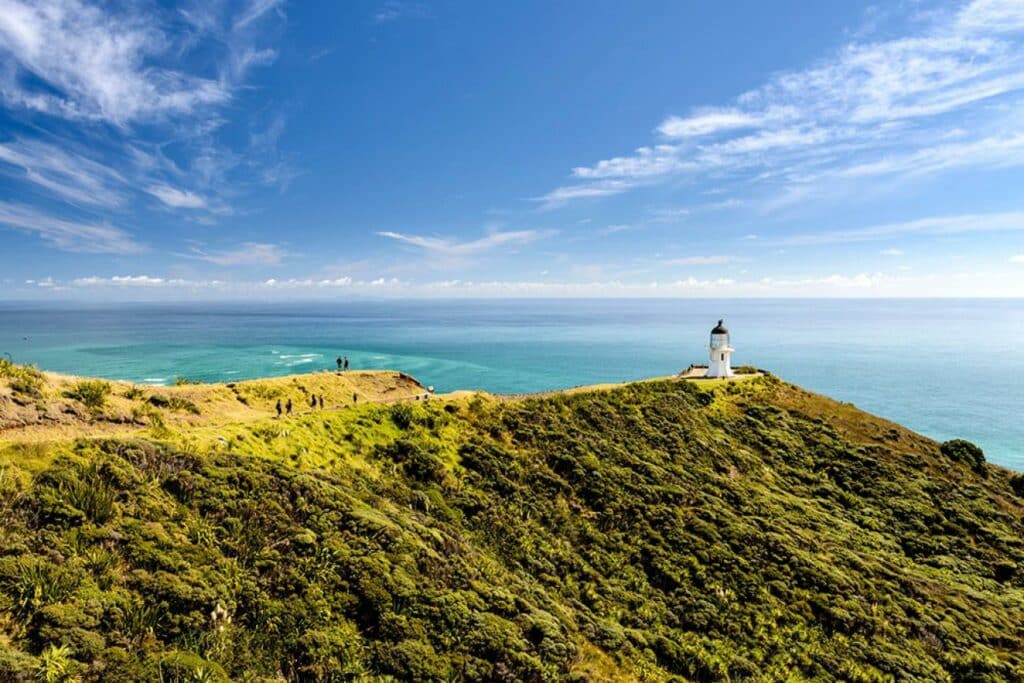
[1,360,1023,681]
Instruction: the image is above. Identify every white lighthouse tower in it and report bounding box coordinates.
[705,319,735,378]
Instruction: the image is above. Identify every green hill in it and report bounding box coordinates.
[2,371,1023,681]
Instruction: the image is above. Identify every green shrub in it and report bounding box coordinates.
[940,439,986,474]
[58,465,117,524]
[173,376,202,386]
[1,557,78,624]
[35,643,80,683]
[147,395,200,414]
[241,384,283,399]
[1010,473,1024,498]
[391,402,414,430]
[0,359,44,397]
[63,380,111,409]
[123,385,145,400]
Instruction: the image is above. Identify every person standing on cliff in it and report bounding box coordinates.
[275,399,282,418]
[286,398,293,415]
[344,356,349,371]
[318,395,324,409]
[336,356,342,371]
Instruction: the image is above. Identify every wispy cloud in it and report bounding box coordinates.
[146,184,209,210]
[0,0,228,125]
[233,0,286,31]
[371,1,427,24]
[657,107,794,138]
[880,248,905,256]
[661,255,737,266]
[377,228,551,256]
[532,180,636,209]
[0,138,125,208]
[780,211,1024,245]
[536,0,1024,207]
[598,224,637,235]
[191,242,285,266]
[0,0,288,231]
[0,201,144,254]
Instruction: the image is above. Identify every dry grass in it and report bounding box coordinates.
[1,367,427,465]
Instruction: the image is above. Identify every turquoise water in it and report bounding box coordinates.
[1,299,1021,470]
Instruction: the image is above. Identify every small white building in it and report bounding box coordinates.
[705,319,735,378]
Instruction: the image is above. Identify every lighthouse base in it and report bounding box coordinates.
[705,349,735,379]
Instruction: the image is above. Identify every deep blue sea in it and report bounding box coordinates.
[1,299,1021,470]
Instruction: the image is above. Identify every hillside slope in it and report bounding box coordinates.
[0,361,426,450]
[1,371,1023,681]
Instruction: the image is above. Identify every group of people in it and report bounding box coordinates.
[270,355,356,418]
[275,398,292,417]
[275,393,324,417]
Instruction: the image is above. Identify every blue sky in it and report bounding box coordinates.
[1,0,1024,298]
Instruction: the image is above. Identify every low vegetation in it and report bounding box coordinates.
[0,359,44,398]
[62,380,111,410]
[1,374,1023,681]
[146,394,201,415]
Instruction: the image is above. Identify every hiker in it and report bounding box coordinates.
[343,356,349,371]
[275,399,282,418]
[336,356,342,371]
[286,398,293,415]
[310,394,317,409]
[352,392,357,405]
[318,395,324,409]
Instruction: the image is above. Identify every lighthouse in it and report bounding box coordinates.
[705,319,735,378]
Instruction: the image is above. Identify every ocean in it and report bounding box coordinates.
[1,299,1021,470]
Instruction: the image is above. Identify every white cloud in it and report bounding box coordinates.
[0,0,287,225]
[706,126,831,155]
[532,180,636,209]
[758,272,889,289]
[145,184,208,210]
[838,133,1024,179]
[377,228,550,256]
[192,242,285,266]
[234,0,286,31]
[572,145,688,179]
[781,211,1024,245]
[0,138,125,207]
[1010,254,1024,263]
[372,1,427,24]
[880,248,904,256]
[957,0,1024,32]
[661,255,737,266]
[27,266,1024,299]
[0,0,229,124]
[537,0,1024,206]
[657,108,785,138]
[0,201,144,253]
[598,224,636,235]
